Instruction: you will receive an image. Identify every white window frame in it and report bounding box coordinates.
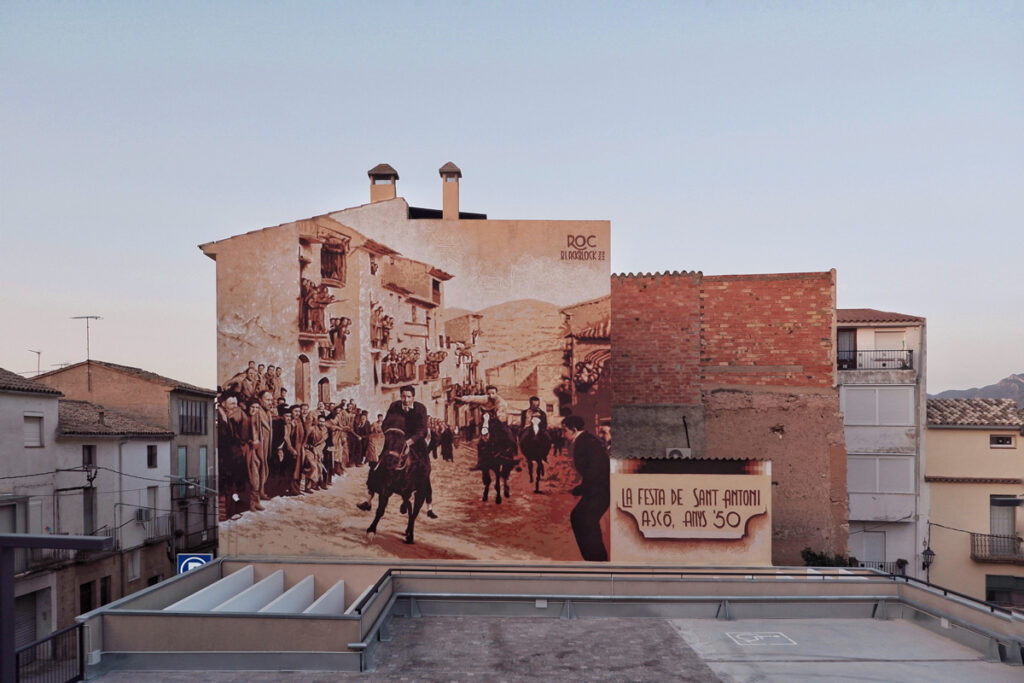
[23,413,44,447]
[990,434,1016,449]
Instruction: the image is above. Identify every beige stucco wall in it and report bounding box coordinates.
[926,427,1020,479]
[926,426,1023,601]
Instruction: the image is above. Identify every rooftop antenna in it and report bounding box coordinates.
[27,350,41,376]
[71,315,101,392]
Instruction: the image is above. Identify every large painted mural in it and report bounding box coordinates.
[201,205,612,562]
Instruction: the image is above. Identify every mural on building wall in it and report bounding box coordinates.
[208,213,612,562]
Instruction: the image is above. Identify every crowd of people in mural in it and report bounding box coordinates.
[217,359,613,560]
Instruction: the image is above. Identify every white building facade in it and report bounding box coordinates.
[836,309,929,577]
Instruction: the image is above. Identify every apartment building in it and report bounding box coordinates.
[836,308,928,576]
[926,398,1023,605]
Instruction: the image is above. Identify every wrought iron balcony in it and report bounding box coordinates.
[837,349,914,371]
[971,532,1024,564]
[854,560,907,575]
[144,513,174,542]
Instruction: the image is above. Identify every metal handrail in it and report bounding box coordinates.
[350,565,898,615]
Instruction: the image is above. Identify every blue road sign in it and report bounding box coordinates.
[177,553,213,574]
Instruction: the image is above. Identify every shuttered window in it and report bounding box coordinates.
[23,414,43,447]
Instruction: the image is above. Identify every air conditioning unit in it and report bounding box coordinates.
[665,447,692,459]
[135,508,153,523]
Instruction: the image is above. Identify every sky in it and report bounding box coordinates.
[1,1,1020,394]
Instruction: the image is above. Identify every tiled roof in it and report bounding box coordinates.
[0,367,63,396]
[926,398,1023,427]
[837,308,924,324]
[58,400,173,438]
[575,319,611,340]
[37,360,215,396]
[367,163,399,178]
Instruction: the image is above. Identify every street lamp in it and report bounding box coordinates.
[922,546,936,580]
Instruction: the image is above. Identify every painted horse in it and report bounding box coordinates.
[478,411,518,504]
[365,427,431,544]
[518,415,552,493]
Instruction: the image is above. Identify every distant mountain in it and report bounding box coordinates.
[474,299,566,368]
[932,373,1024,407]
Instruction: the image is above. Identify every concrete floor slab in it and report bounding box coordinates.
[670,618,1021,682]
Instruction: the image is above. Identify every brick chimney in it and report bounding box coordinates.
[439,162,462,219]
[368,163,399,202]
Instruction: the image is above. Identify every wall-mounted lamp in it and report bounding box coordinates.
[922,546,935,571]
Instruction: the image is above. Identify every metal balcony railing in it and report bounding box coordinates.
[180,525,218,551]
[171,475,218,499]
[837,349,914,370]
[144,513,174,542]
[12,545,75,574]
[16,622,84,683]
[854,560,907,575]
[971,532,1024,563]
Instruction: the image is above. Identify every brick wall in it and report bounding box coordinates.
[611,269,848,564]
[700,272,836,388]
[611,272,701,405]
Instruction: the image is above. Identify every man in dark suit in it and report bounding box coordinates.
[357,385,433,514]
[563,415,609,561]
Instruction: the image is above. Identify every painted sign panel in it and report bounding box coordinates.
[205,199,611,563]
[613,474,769,539]
[177,553,213,573]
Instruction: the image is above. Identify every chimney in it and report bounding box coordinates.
[367,163,399,202]
[439,162,462,220]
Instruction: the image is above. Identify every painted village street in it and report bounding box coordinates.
[219,438,610,562]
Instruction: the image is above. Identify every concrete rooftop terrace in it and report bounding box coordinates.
[79,559,1024,680]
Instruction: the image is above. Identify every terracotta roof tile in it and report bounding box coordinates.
[926,398,1023,427]
[837,308,924,324]
[58,399,173,438]
[0,367,63,396]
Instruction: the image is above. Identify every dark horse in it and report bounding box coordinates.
[479,411,518,504]
[518,416,552,493]
[365,427,431,544]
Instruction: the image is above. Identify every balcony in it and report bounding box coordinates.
[12,546,75,574]
[971,533,1024,564]
[172,475,217,500]
[838,349,914,370]
[853,560,907,575]
[180,525,218,551]
[144,513,174,542]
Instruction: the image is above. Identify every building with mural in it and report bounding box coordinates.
[201,163,612,560]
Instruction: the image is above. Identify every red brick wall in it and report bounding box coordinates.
[611,269,848,564]
[611,272,701,405]
[700,272,836,388]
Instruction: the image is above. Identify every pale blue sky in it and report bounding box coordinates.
[1,1,1020,392]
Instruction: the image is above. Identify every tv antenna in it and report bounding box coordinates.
[70,315,102,360]
[28,350,41,376]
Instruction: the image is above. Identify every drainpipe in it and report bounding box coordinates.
[117,441,126,595]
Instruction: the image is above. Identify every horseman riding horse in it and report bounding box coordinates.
[363,426,432,544]
[478,409,518,504]
[518,414,552,493]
